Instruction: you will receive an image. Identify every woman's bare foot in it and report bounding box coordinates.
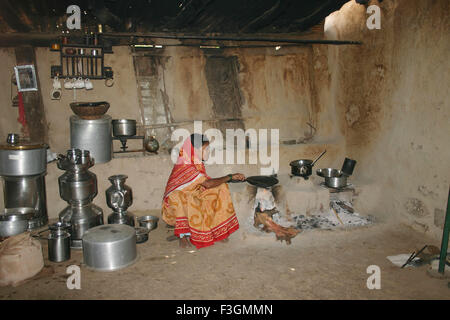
[179,237,192,248]
[219,238,229,243]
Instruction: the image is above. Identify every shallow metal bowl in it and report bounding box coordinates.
[135,227,149,244]
[316,168,343,178]
[0,213,30,237]
[137,215,159,231]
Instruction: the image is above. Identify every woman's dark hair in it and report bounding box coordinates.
[190,133,209,149]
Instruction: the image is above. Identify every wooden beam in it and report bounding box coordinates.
[14,46,48,144]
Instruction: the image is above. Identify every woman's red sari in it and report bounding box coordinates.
[162,136,239,248]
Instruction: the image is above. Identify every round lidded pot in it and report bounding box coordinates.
[82,224,137,271]
[0,136,47,176]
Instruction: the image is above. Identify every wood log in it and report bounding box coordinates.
[254,211,300,245]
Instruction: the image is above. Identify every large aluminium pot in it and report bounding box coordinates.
[0,141,47,176]
[82,224,137,271]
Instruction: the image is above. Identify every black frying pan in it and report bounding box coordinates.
[230,175,279,188]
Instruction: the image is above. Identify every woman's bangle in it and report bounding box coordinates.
[228,174,233,181]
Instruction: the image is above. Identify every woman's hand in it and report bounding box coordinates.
[231,173,246,181]
[201,173,246,189]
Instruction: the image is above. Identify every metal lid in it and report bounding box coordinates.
[82,224,135,244]
[0,143,47,150]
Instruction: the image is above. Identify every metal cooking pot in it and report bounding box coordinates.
[82,224,137,271]
[317,168,348,189]
[112,119,137,137]
[290,150,327,179]
[324,176,348,189]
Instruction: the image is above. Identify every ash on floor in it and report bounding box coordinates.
[272,200,372,231]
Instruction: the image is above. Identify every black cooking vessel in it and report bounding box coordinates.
[290,150,327,180]
[290,159,313,179]
[230,175,278,188]
[341,158,357,176]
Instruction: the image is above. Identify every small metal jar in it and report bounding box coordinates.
[47,222,71,262]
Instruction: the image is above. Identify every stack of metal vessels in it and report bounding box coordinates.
[57,148,104,249]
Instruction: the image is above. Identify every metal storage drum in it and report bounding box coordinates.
[82,224,137,271]
[70,115,112,164]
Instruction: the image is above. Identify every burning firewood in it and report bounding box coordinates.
[254,211,300,245]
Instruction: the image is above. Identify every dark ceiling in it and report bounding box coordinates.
[0,0,348,34]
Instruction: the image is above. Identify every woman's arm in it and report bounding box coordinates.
[201,173,245,189]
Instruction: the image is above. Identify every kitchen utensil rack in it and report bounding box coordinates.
[51,44,113,80]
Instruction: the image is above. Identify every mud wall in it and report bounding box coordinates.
[324,0,450,238]
[0,42,346,219]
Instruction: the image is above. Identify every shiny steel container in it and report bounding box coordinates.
[59,204,103,248]
[0,143,47,176]
[0,139,48,229]
[82,224,137,271]
[2,175,48,229]
[112,119,136,137]
[70,115,112,164]
[137,215,159,231]
[106,175,135,227]
[325,176,348,189]
[57,149,103,249]
[48,231,71,262]
[0,214,29,237]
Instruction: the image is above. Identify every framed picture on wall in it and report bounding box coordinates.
[14,65,38,92]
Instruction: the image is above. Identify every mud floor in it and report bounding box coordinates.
[0,222,448,300]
